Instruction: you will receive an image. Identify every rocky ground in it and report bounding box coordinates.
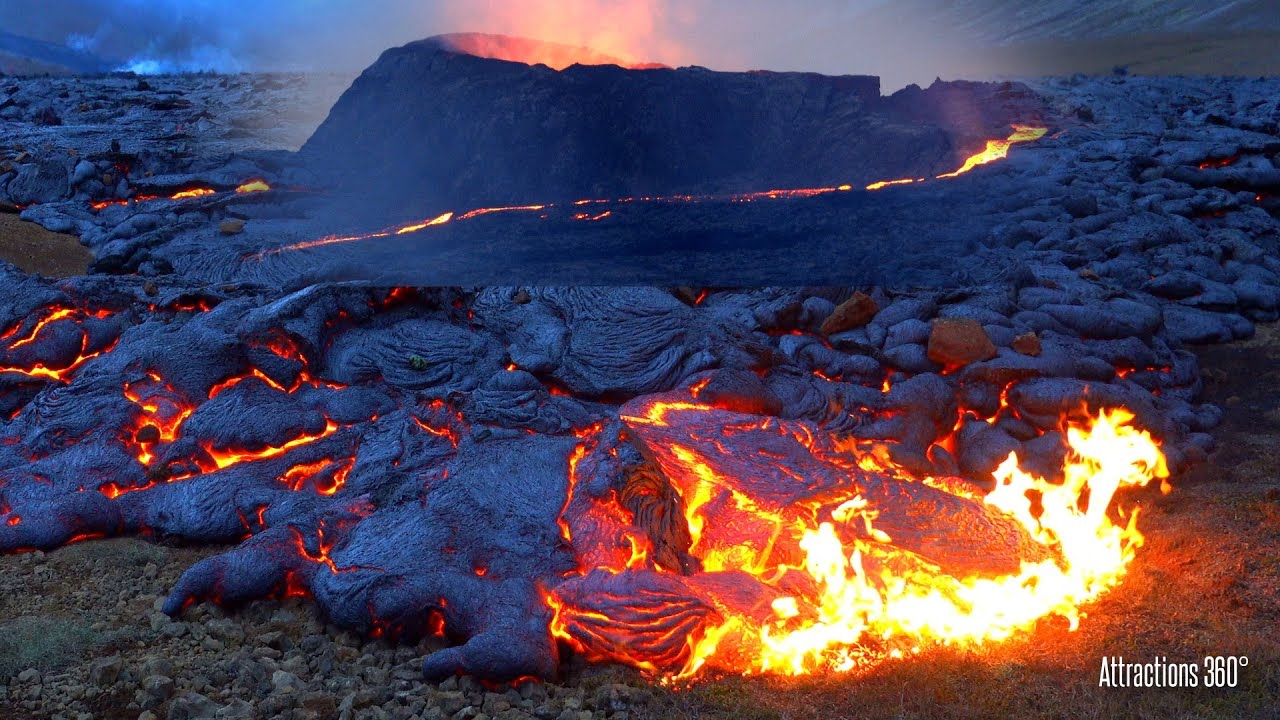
[1,327,1276,720]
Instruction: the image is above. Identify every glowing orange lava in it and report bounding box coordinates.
[263,125,1047,257]
[603,400,1166,679]
[204,421,340,471]
[934,125,1048,180]
[0,330,116,384]
[90,179,269,210]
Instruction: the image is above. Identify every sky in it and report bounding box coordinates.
[0,0,968,86]
[2,1,1275,89]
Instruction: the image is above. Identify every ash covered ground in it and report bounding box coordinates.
[1,40,1280,720]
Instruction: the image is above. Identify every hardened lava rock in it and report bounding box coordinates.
[0,269,1226,680]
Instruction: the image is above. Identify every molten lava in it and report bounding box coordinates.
[90,180,270,210]
[552,398,1168,680]
[0,307,117,383]
[934,125,1049,180]
[263,126,1047,257]
[235,180,271,194]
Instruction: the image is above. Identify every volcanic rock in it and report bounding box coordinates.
[927,318,998,367]
[821,291,880,335]
[1012,331,1043,356]
[218,219,245,235]
[2,63,1279,688]
[301,34,1042,217]
[167,692,221,720]
[88,654,123,686]
[141,674,175,707]
[6,160,67,205]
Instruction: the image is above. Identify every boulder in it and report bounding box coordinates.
[927,318,997,367]
[821,292,879,335]
[1011,332,1042,356]
[6,160,67,205]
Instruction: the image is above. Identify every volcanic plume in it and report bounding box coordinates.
[432,33,669,70]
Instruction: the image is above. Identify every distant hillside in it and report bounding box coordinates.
[785,0,1280,88]
[858,0,1280,45]
[0,29,112,75]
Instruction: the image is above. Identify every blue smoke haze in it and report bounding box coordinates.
[2,1,1272,86]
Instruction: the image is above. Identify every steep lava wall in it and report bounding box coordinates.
[300,34,1043,218]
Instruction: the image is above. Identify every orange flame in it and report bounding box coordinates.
[663,406,1166,678]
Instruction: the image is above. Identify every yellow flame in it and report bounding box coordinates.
[678,407,1167,677]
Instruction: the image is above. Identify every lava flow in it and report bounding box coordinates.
[0,306,116,383]
[90,180,270,210]
[262,125,1047,256]
[549,397,1169,679]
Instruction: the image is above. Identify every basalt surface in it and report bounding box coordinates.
[299,35,1046,221]
[0,56,1279,682]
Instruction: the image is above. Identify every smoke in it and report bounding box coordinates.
[0,0,905,79]
[5,1,1267,88]
[433,0,696,67]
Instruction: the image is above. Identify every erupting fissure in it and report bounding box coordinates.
[263,126,1047,256]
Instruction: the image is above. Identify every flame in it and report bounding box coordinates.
[672,407,1164,677]
[261,126,1047,257]
[605,398,1168,679]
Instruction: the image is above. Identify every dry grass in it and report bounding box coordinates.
[0,211,91,278]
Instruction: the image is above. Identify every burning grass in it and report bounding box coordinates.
[657,480,1280,720]
[642,326,1280,719]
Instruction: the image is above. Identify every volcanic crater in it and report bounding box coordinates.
[1,32,1279,696]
